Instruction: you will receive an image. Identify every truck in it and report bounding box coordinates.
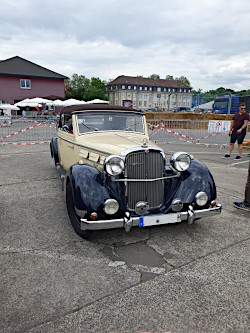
[213,94,250,114]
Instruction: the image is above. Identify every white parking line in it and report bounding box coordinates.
[231,160,250,166]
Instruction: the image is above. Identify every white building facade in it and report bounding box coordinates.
[107,75,192,111]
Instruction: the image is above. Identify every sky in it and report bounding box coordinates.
[1,0,250,92]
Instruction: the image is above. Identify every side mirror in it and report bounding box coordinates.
[62,125,69,132]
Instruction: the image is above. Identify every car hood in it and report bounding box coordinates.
[77,132,159,155]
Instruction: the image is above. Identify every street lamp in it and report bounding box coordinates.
[227,92,232,114]
[167,93,173,112]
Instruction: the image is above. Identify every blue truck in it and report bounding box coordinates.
[213,94,250,114]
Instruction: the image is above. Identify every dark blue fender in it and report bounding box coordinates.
[50,137,59,164]
[175,159,217,202]
[160,159,216,213]
[67,164,126,216]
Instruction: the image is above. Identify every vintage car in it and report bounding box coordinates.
[50,104,221,238]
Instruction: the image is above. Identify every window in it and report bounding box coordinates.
[139,94,143,99]
[122,85,125,89]
[128,85,131,90]
[157,87,161,92]
[157,94,161,98]
[20,79,31,89]
[139,87,142,90]
[133,93,137,98]
[144,94,147,98]
[139,101,142,107]
[168,88,171,92]
[149,87,152,91]
[77,112,144,134]
[121,93,125,97]
[144,87,148,91]
[144,101,147,107]
[127,93,131,97]
[134,86,137,90]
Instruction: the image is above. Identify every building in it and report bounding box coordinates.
[107,75,192,111]
[0,56,67,105]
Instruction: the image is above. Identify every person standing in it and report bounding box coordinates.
[22,109,27,118]
[223,103,249,160]
[234,161,250,211]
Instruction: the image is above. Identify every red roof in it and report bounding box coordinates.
[108,75,190,89]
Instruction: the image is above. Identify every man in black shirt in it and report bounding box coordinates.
[223,103,249,160]
[234,161,250,211]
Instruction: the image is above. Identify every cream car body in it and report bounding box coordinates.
[50,104,221,239]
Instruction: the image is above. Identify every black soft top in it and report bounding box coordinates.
[60,103,143,115]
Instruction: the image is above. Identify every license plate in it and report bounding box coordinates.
[139,214,180,227]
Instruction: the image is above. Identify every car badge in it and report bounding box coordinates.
[141,138,148,148]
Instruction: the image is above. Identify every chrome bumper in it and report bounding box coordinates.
[81,204,222,232]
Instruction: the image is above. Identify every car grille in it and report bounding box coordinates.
[125,150,164,210]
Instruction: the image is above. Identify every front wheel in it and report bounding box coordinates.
[66,182,92,239]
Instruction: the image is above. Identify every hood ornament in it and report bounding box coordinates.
[141,138,148,148]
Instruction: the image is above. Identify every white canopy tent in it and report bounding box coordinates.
[62,99,87,106]
[15,97,55,107]
[0,104,20,116]
[86,99,110,104]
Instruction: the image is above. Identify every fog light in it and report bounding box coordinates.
[171,198,183,212]
[211,200,217,207]
[91,212,98,220]
[104,199,119,215]
[195,192,208,206]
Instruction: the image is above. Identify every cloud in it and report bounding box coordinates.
[1,0,250,91]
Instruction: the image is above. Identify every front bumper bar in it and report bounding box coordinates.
[81,204,222,232]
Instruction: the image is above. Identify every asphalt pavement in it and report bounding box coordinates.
[0,143,249,333]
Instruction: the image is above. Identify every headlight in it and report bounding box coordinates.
[195,192,208,206]
[105,155,124,176]
[170,152,191,172]
[104,199,119,215]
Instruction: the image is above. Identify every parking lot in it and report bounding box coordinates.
[0,141,250,333]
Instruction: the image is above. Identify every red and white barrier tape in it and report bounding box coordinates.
[0,123,43,140]
[0,141,49,146]
[150,122,228,146]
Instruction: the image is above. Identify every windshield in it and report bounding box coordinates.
[214,101,227,109]
[76,112,144,134]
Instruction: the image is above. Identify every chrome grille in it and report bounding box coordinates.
[125,150,164,210]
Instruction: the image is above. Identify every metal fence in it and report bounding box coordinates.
[148,119,250,147]
[0,116,57,144]
[0,116,249,147]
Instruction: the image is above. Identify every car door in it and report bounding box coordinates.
[57,114,77,170]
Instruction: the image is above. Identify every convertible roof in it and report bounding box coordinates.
[60,104,143,115]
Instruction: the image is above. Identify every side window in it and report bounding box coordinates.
[60,114,73,133]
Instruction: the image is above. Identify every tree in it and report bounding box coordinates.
[66,74,88,100]
[66,75,108,101]
[176,76,191,87]
[165,75,174,80]
[149,74,160,79]
[83,77,108,101]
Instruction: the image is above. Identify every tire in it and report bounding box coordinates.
[50,138,59,164]
[66,182,92,239]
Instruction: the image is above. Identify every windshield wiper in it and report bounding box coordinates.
[79,122,98,131]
